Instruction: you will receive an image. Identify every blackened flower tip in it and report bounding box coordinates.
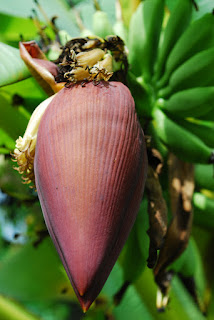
[58,49,114,84]
[12,94,55,187]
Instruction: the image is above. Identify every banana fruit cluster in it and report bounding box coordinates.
[128,0,214,164]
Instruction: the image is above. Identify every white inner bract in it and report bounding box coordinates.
[13,94,55,185]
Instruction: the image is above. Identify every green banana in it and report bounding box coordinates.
[121,199,149,283]
[157,13,214,89]
[158,47,214,97]
[140,0,165,81]
[92,10,113,38]
[128,0,164,79]
[154,0,192,82]
[175,118,214,149]
[0,237,75,301]
[152,108,214,163]
[159,87,214,118]
[195,164,214,191]
[193,192,214,230]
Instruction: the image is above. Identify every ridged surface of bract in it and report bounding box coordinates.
[34,81,147,311]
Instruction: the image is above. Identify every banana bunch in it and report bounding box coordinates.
[128,0,214,164]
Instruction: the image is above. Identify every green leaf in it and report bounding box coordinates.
[171,277,205,320]
[120,219,147,283]
[113,285,154,320]
[0,128,15,151]
[0,148,11,154]
[169,236,206,297]
[2,77,48,114]
[0,237,76,301]
[192,0,214,20]
[102,262,154,320]
[0,0,79,37]
[76,0,116,33]
[0,159,35,201]
[0,13,37,46]
[135,268,205,320]
[0,92,29,139]
[84,310,106,320]
[98,0,116,25]
[0,295,41,320]
[0,43,30,87]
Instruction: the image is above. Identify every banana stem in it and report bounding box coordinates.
[115,0,123,22]
[0,295,41,320]
[34,0,58,34]
[93,0,101,11]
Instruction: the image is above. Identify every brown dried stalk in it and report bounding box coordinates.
[154,153,195,309]
[145,148,168,269]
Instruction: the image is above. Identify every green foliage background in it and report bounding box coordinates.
[0,0,214,319]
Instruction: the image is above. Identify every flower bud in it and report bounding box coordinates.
[34,81,148,311]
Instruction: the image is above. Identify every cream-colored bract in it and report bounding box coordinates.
[88,54,113,81]
[63,50,113,83]
[13,94,56,186]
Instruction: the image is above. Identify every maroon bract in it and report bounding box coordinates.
[19,41,65,95]
[34,81,147,311]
